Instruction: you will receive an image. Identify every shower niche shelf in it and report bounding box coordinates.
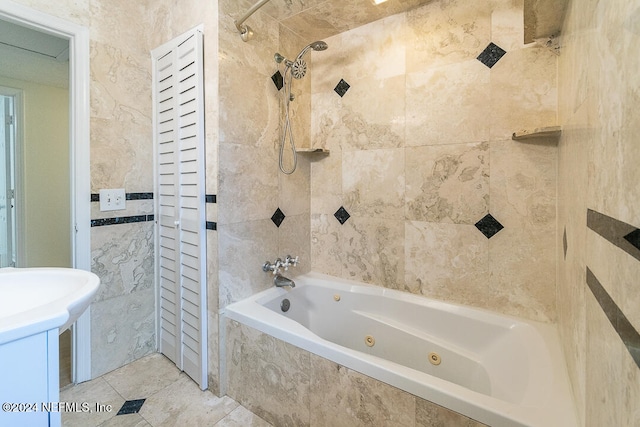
[296,147,330,154]
[512,126,562,142]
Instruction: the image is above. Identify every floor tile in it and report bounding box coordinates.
[100,413,152,427]
[138,374,239,427]
[213,406,274,427]
[60,353,264,427]
[60,377,124,427]
[102,353,181,399]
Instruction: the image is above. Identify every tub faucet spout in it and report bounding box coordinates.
[274,273,295,288]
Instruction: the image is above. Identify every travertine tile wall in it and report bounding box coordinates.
[557,0,640,425]
[9,0,220,381]
[9,0,159,377]
[226,320,488,427]
[309,0,558,322]
[217,0,312,312]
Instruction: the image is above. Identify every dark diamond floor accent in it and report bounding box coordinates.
[271,208,286,228]
[477,42,507,68]
[334,206,350,225]
[624,229,640,252]
[117,399,145,415]
[334,79,350,97]
[475,214,504,239]
[271,70,284,91]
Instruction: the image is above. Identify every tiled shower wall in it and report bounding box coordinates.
[557,0,640,425]
[217,0,312,312]
[309,0,559,322]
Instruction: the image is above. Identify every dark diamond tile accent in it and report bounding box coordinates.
[206,221,217,231]
[587,209,640,261]
[334,206,350,225]
[271,208,286,228]
[475,214,504,239]
[563,227,568,260]
[587,268,640,369]
[117,399,145,415]
[334,79,350,97]
[271,70,284,91]
[624,229,640,252]
[477,42,507,68]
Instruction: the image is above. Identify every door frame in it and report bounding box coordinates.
[0,0,92,382]
[0,88,19,268]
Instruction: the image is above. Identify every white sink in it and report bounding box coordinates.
[0,267,100,345]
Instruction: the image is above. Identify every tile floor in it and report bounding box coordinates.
[60,352,272,427]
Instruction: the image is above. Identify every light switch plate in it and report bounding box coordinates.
[99,189,126,211]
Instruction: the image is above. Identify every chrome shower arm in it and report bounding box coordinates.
[234,0,272,42]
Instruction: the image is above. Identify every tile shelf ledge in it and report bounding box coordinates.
[296,148,330,154]
[512,126,562,141]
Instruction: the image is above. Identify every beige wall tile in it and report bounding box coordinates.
[91,222,154,303]
[489,45,558,140]
[406,61,490,146]
[310,213,343,277]
[416,397,488,426]
[342,148,405,219]
[91,288,156,377]
[309,356,416,427]
[279,213,311,276]
[406,0,492,73]
[584,294,625,427]
[218,144,279,224]
[490,0,526,51]
[404,221,489,303]
[230,324,311,426]
[405,142,489,224]
[218,220,278,308]
[558,0,640,423]
[341,217,404,288]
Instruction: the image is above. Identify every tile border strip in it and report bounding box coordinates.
[91,215,154,227]
[90,192,154,202]
[587,209,640,261]
[90,193,217,228]
[586,267,640,369]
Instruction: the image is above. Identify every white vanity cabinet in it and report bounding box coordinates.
[0,329,60,427]
[0,267,100,427]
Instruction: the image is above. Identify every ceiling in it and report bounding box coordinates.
[242,0,568,44]
[0,19,69,88]
[256,0,435,41]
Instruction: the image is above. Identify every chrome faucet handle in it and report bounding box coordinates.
[262,261,274,272]
[285,255,299,267]
[263,259,284,274]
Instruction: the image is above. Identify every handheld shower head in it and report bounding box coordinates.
[295,40,328,61]
[310,41,328,51]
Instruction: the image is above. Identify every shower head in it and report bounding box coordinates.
[275,41,328,80]
[295,40,328,61]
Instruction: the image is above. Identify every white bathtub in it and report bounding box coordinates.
[223,272,577,427]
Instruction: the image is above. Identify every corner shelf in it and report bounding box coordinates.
[296,148,330,154]
[512,126,562,142]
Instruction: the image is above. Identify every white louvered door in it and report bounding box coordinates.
[152,27,207,390]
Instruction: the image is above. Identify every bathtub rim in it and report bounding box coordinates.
[222,271,578,427]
